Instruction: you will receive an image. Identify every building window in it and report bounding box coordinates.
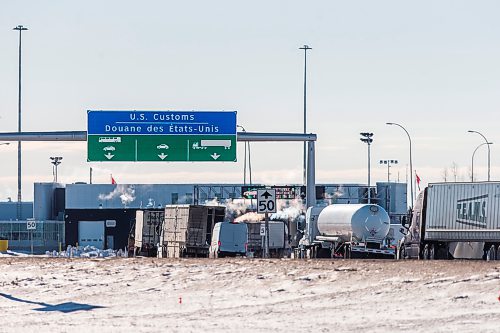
[185,193,193,204]
[171,193,179,204]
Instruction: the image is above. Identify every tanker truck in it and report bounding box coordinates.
[298,204,395,258]
[399,182,500,260]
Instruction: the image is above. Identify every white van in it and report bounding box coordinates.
[209,222,248,258]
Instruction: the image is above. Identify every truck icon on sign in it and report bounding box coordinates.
[99,137,121,143]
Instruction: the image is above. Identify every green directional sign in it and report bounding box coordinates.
[87,135,237,162]
[87,111,237,162]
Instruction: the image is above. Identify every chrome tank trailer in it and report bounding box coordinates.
[317,204,390,243]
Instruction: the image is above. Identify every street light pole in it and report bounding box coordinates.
[299,45,312,186]
[468,130,491,181]
[386,122,414,208]
[360,133,373,203]
[13,25,28,220]
[471,142,493,182]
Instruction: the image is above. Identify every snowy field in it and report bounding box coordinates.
[0,256,499,332]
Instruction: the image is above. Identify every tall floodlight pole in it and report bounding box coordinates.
[380,159,398,182]
[50,157,63,182]
[13,25,28,220]
[360,133,374,203]
[299,45,312,185]
[386,122,414,208]
[468,130,491,181]
[471,142,492,182]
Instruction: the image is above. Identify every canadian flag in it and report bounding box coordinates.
[111,174,117,185]
[415,172,421,191]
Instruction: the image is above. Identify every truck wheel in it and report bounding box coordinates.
[343,245,351,259]
[398,246,406,260]
[486,245,496,261]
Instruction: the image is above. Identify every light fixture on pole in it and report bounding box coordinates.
[50,157,63,183]
[380,159,398,182]
[471,142,493,182]
[299,44,312,186]
[386,122,414,208]
[360,132,373,203]
[468,130,491,181]
[13,24,28,220]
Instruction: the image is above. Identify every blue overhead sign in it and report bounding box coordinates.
[87,110,237,135]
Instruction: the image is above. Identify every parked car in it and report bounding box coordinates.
[209,222,248,258]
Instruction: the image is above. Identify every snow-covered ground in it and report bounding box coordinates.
[0,257,499,332]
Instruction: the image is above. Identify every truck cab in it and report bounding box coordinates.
[399,190,426,259]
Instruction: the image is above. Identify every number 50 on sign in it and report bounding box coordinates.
[257,189,277,213]
[27,219,36,230]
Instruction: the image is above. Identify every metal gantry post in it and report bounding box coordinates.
[306,141,316,209]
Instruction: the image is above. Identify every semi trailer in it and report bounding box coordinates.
[158,205,225,258]
[133,209,164,257]
[400,182,500,260]
[299,204,396,258]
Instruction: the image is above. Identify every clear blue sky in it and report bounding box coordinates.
[1,1,500,201]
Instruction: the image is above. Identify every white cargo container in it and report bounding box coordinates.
[401,182,500,260]
[245,221,288,258]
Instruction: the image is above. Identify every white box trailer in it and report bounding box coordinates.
[246,221,288,258]
[134,210,164,256]
[159,205,225,258]
[401,182,500,260]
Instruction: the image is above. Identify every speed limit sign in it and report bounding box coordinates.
[26,219,36,230]
[257,189,277,213]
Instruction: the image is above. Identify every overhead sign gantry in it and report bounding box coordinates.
[86,110,237,162]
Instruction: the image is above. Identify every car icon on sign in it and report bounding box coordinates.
[103,146,115,151]
[156,144,169,149]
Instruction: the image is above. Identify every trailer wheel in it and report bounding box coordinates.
[486,245,496,261]
[429,244,435,260]
[496,246,500,261]
[422,244,430,260]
